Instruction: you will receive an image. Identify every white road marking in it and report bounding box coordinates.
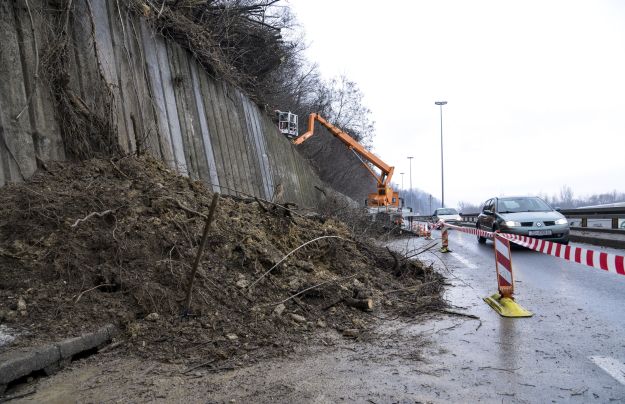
[450,252,478,270]
[589,356,625,385]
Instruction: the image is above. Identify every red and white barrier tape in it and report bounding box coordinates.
[439,222,625,276]
[501,233,625,276]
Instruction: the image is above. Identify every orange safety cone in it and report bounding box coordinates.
[425,223,433,240]
[483,232,532,317]
[439,226,451,253]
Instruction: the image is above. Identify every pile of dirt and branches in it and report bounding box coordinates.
[0,156,444,365]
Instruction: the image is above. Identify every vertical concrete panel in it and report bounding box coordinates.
[244,98,274,199]
[140,21,175,165]
[166,42,200,179]
[189,61,220,191]
[154,36,187,175]
[260,116,285,200]
[12,0,63,162]
[221,84,255,196]
[0,1,36,184]
[124,17,161,158]
[106,1,138,152]
[90,0,129,152]
[197,73,232,194]
[240,94,271,199]
[215,82,247,195]
[232,88,264,198]
[207,79,241,194]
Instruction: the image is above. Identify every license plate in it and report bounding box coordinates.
[529,230,552,236]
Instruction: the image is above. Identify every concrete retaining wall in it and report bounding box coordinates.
[0,1,333,208]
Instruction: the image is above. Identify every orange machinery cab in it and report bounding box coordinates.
[367,187,400,209]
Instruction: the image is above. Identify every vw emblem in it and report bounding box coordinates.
[536,222,543,227]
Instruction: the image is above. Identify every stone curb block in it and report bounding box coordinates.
[0,324,117,389]
[569,234,625,250]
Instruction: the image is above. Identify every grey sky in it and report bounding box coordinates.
[287,0,625,208]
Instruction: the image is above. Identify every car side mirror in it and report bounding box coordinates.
[555,207,562,212]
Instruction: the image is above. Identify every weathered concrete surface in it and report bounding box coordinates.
[0,1,357,208]
[0,324,116,392]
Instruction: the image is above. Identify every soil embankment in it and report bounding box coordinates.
[0,156,444,370]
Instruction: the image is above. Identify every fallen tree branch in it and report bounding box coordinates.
[183,193,220,314]
[436,309,480,320]
[182,358,216,374]
[386,246,400,272]
[247,235,353,290]
[74,283,115,303]
[271,274,357,306]
[71,209,115,228]
[344,297,373,312]
[382,280,440,295]
[254,197,269,213]
[163,197,207,219]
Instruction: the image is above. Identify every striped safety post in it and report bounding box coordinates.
[425,223,433,240]
[483,232,532,318]
[439,226,451,253]
[493,232,514,298]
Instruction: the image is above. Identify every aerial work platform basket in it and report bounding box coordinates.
[276,110,298,138]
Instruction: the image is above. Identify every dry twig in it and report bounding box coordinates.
[71,209,115,228]
[247,235,353,290]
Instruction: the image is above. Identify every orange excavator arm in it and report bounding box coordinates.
[293,113,394,187]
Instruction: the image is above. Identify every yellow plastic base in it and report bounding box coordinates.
[483,293,533,318]
[439,246,451,253]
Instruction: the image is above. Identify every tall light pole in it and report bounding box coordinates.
[407,157,414,212]
[435,101,447,208]
[399,172,405,210]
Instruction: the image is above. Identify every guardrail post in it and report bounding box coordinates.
[439,226,451,253]
[581,217,587,227]
[612,217,619,229]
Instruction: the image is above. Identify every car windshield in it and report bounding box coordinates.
[436,208,458,215]
[498,197,552,213]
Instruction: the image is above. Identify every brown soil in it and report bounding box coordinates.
[0,156,443,366]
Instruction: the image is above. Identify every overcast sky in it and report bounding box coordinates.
[286,0,625,208]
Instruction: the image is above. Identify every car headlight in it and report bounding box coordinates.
[504,220,521,227]
[555,218,568,225]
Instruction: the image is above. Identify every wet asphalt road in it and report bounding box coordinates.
[388,229,625,402]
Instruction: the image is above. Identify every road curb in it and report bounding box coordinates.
[569,234,625,250]
[0,324,117,394]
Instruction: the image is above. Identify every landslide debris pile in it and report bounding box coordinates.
[0,156,443,363]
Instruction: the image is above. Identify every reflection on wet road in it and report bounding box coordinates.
[389,230,625,402]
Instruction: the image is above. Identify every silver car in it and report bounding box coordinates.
[476,196,569,244]
[432,208,462,224]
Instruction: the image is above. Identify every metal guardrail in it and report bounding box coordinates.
[460,208,625,232]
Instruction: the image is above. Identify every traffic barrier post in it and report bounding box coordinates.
[439,226,451,253]
[483,232,533,318]
[425,223,433,240]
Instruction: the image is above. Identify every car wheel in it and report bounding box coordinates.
[477,223,486,244]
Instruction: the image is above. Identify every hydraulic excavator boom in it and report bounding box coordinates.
[293,113,400,208]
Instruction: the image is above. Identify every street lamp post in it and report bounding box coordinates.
[407,157,413,212]
[399,172,405,210]
[435,101,447,208]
